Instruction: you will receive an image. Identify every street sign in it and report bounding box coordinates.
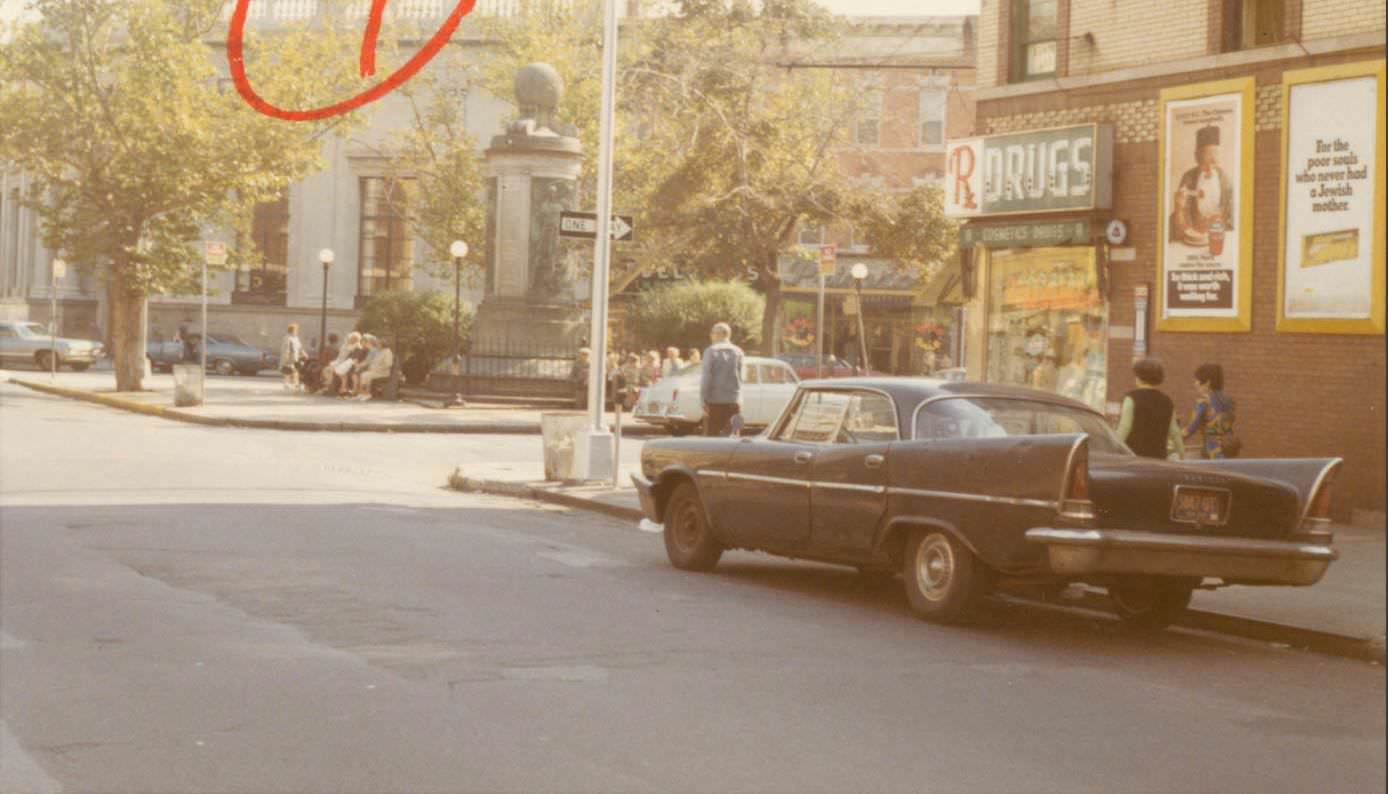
[818,244,837,276]
[51,259,66,280]
[559,210,635,242]
[204,240,228,266]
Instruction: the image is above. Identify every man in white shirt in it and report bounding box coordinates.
[356,337,394,400]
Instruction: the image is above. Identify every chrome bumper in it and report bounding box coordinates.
[1025,528,1339,587]
[630,473,660,522]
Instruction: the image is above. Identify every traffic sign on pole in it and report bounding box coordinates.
[559,210,635,241]
[818,244,837,276]
[204,241,228,266]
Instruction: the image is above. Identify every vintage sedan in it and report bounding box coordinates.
[632,356,799,436]
[0,320,104,371]
[632,378,1341,628]
[147,332,278,376]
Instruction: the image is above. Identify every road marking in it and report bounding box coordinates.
[0,720,63,794]
[537,549,625,568]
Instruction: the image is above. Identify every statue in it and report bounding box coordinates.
[530,179,575,300]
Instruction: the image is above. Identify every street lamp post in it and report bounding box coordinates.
[851,262,870,375]
[318,248,334,384]
[448,240,468,408]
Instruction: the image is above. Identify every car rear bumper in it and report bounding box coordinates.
[630,473,660,522]
[1025,527,1339,586]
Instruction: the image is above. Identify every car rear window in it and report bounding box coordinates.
[914,396,1130,455]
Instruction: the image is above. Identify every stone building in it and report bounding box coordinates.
[957,0,1384,520]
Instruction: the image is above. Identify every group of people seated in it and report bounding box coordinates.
[281,325,394,400]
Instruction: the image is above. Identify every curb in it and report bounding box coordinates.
[9,379,663,437]
[450,475,1385,665]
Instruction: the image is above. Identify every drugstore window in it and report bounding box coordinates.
[984,246,1107,413]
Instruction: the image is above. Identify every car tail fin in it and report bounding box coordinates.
[1059,439,1095,523]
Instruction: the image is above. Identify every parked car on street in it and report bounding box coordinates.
[632,356,799,436]
[774,352,876,379]
[147,332,278,376]
[632,378,1342,629]
[0,320,104,371]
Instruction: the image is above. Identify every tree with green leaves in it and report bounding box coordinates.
[0,0,361,390]
[625,279,764,354]
[356,288,466,390]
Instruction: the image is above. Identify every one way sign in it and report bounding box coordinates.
[559,210,635,242]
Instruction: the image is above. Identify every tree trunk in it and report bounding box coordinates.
[106,281,147,392]
[758,257,782,356]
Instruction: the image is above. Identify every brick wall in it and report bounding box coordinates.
[1068,0,1209,77]
[1301,0,1386,42]
[975,48,1386,517]
[977,0,999,89]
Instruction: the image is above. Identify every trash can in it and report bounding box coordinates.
[172,363,204,407]
[540,410,589,481]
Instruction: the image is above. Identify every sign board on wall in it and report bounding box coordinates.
[1276,60,1385,334]
[1155,78,1255,332]
[960,219,1090,249]
[944,124,1113,218]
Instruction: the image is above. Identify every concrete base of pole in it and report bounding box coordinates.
[577,429,615,482]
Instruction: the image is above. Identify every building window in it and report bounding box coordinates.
[848,225,869,253]
[357,176,417,304]
[234,194,288,305]
[798,221,825,247]
[855,91,882,146]
[1011,0,1058,82]
[918,88,946,148]
[1221,0,1286,52]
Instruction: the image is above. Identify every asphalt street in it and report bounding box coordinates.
[1,381,1384,793]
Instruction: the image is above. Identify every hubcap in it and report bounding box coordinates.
[672,501,701,551]
[915,535,955,601]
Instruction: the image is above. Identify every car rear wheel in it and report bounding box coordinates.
[211,358,235,376]
[903,528,988,624]
[1108,578,1194,630]
[34,350,57,371]
[663,482,722,572]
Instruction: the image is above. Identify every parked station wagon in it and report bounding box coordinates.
[632,378,1341,628]
[632,356,799,437]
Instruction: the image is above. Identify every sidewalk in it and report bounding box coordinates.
[6,370,661,435]
[450,469,1386,663]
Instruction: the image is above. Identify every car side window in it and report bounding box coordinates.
[837,392,898,444]
[742,363,759,385]
[916,400,1007,440]
[760,363,793,384]
[788,391,851,444]
[0,325,15,338]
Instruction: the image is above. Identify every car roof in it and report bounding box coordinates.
[793,377,1103,422]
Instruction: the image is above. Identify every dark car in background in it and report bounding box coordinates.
[632,378,1342,629]
[0,320,104,371]
[147,332,278,376]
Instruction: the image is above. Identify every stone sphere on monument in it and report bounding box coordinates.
[515,63,563,113]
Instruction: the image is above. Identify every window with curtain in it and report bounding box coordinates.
[855,90,882,146]
[357,177,417,304]
[234,194,288,305]
[1011,0,1058,82]
[918,88,947,148]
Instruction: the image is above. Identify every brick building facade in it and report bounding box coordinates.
[959,0,1384,521]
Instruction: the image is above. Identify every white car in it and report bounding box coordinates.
[632,356,799,436]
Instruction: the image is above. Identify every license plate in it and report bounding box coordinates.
[1170,486,1230,526]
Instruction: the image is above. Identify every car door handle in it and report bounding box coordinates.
[864,454,885,469]
[793,451,814,464]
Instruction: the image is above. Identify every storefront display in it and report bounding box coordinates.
[1277,60,1385,334]
[985,246,1107,412]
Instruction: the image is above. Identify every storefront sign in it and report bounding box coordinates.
[1277,61,1385,334]
[945,124,1113,218]
[1156,78,1255,332]
[960,219,1090,249]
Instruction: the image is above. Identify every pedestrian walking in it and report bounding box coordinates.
[279,323,304,391]
[700,322,743,436]
[1183,362,1240,459]
[661,346,684,377]
[1116,358,1184,460]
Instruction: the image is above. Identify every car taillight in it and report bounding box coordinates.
[1059,442,1094,522]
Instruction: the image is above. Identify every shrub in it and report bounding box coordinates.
[626,280,764,354]
[356,290,468,386]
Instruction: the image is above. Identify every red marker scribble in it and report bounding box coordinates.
[227,0,477,122]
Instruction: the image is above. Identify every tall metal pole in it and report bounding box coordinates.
[583,0,620,480]
[200,259,208,376]
[450,256,465,407]
[816,272,825,379]
[49,264,57,380]
[319,263,329,371]
[855,280,868,375]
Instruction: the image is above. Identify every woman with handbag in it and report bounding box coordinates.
[1183,362,1240,459]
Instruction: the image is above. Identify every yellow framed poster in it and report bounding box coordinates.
[1155,78,1255,332]
[1276,60,1386,334]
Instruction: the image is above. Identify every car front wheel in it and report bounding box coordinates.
[34,350,57,371]
[662,482,722,572]
[1108,577,1194,630]
[211,358,235,376]
[903,528,988,624]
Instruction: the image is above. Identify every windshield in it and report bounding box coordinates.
[914,396,1131,456]
[16,322,47,337]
